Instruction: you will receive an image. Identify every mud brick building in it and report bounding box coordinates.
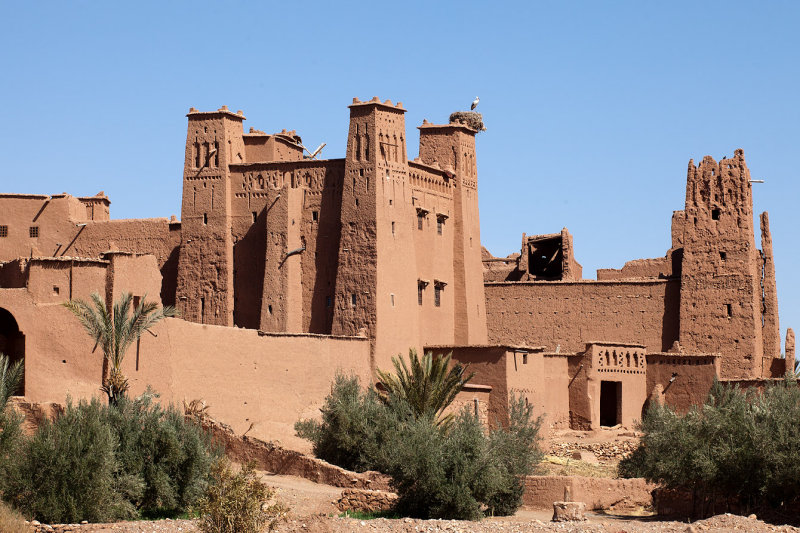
[0,98,792,447]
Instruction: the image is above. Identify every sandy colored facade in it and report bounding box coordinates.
[0,99,791,446]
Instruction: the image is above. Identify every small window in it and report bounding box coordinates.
[133,296,141,309]
[712,208,721,220]
[268,304,273,315]
[252,211,257,223]
[390,294,395,306]
[312,211,319,221]
[0,225,7,238]
[351,293,357,307]
[391,221,395,236]
[434,285,441,307]
[720,251,726,261]
[726,303,732,317]
[417,282,424,306]
[523,353,528,364]
[29,226,39,238]
[417,213,424,230]
[203,213,208,225]
[437,219,443,235]
[52,285,59,295]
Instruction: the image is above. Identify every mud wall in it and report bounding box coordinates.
[485,280,680,353]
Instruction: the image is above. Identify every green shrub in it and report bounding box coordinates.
[107,390,220,515]
[198,459,285,533]
[619,378,800,514]
[295,374,390,472]
[1,391,219,523]
[378,396,542,520]
[3,398,136,523]
[297,372,543,520]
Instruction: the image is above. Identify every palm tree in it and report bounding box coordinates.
[63,292,177,405]
[376,349,474,429]
[0,353,24,411]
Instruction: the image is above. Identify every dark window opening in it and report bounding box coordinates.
[526,235,563,280]
[712,208,721,220]
[0,226,7,238]
[417,214,424,230]
[133,296,141,309]
[52,286,59,295]
[203,213,208,225]
[719,251,726,261]
[351,293,357,307]
[252,211,257,223]
[29,226,39,238]
[268,304,273,315]
[417,282,424,306]
[726,303,732,317]
[200,297,206,323]
[437,219,443,235]
[434,285,441,307]
[312,211,319,221]
[214,141,219,167]
[390,294,395,306]
[600,381,621,427]
[355,198,359,207]
[391,221,395,235]
[522,353,528,364]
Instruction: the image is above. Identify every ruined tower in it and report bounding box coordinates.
[678,150,765,379]
[175,107,246,326]
[331,98,421,369]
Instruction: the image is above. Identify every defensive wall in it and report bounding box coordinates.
[0,254,370,450]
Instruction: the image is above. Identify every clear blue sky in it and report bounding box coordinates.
[1,1,797,351]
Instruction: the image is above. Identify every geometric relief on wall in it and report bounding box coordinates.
[596,348,646,375]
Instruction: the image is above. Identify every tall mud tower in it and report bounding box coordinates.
[678,149,774,379]
[176,107,246,326]
[332,98,422,370]
[418,121,487,345]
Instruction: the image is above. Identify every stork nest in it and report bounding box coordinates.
[449,111,486,132]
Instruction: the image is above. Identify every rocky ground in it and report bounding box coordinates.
[27,512,800,533]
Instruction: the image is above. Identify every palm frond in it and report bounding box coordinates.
[376,349,474,428]
[0,353,24,409]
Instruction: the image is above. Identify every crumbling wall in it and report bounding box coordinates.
[760,212,781,368]
[678,151,764,379]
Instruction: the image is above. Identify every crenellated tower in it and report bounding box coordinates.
[678,149,765,378]
[175,106,246,326]
[331,97,421,370]
[418,121,488,344]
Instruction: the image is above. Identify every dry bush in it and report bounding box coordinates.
[0,498,31,532]
[198,459,287,533]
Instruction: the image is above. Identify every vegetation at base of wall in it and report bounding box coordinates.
[0,500,29,533]
[619,378,800,515]
[296,365,543,520]
[197,459,286,533]
[0,391,219,524]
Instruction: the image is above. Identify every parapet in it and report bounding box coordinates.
[187,105,246,120]
[348,96,406,113]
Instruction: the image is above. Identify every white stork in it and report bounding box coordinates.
[471,96,479,110]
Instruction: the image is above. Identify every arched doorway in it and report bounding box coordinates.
[0,308,25,395]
